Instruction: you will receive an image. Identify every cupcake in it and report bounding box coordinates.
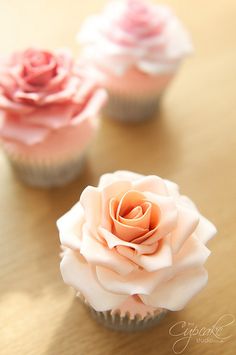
[77,0,193,122]
[0,48,107,187]
[57,171,216,331]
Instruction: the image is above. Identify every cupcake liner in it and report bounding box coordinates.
[103,90,161,123]
[7,153,85,188]
[78,294,167,331]
[89,307,167,331]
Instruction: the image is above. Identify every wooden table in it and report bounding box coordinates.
[0,1,236,354]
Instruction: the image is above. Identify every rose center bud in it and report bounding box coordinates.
[109,190,160,243]
[128,0,146,13]
[22,49,57,87]
[121,2,149,30]
[30,52,48,66]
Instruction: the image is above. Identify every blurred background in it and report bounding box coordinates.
[0,1,235,355]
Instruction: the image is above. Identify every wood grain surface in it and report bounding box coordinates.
[0,1,236,354]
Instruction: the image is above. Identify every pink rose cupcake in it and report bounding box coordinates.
[0,48,107,187]
[77,0,193,122]
[57,171,216,331]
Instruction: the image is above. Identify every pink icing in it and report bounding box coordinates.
[57,171,217,313]
[2,116,97,162]
[78,0,193,76]
[0,48,107,159]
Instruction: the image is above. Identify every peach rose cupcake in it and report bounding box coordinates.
[77,0,192,122]
[0,48,106,187]
[57,171,216,331]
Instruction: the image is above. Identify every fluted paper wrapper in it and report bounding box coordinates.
[6,153,85,188]
[78,294,167,331]
[89,307,167,331]
[103,90,161,123]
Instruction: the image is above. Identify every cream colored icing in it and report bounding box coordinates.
[58,171,217,313]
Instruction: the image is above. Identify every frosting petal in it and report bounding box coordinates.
[23,104,74,129]
[164,179,180,198]
[116,237,172,272]
[195,215,217,245]
[113,170,144,181]
[71,88,107,126]
[135,239,172,271]
[140,267,208,311]
[101,180,132,230]
[80,225,136,275]
[80,186,102,231]
[132,175,169,196]
[57,202,84,250]
[61,250,126,311]
[0,115,49,145]
[171,204,200,253]
[99,226,157,254]
[98,170,144,188]
[96,264,173,295]
[142,193,178,243]
[173,235,211,272]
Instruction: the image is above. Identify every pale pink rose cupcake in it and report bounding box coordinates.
[77,0,193,122]
[57,171,216,331]
[0,48,107,187]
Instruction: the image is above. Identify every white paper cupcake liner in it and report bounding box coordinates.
[103,90,161,123]
[7,153,85,188]
[89,307,168,331]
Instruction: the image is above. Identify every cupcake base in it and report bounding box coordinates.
[89,307,167,332]
[8,154,85,188]
[103,90,161,123]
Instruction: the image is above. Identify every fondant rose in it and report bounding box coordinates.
[78,0,193,75]
[0,48,106,145]
[58,171,216,312]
